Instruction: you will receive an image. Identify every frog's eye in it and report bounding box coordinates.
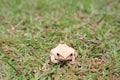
[57,53,60,56]
[70,53,73,56]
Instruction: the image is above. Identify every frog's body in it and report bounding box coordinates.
[50,42,78,63]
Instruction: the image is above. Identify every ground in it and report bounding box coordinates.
[0,0,120,80]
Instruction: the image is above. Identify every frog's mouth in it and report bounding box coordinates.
[61,59,72,62]
[56,58,72,61]
[55,54,73,61]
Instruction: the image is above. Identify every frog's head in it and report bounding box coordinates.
[50,43,77,61]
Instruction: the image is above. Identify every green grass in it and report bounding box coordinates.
[0,0,120,80]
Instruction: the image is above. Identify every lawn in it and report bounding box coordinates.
[0,0,120,80]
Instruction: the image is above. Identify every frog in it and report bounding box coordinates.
[50,42,78,64]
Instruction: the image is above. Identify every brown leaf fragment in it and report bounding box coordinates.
[39,66,43,72]
[109,74,114,80]
[17,65,22,73]
[75,73,86,79]
[67,78,73,80]
[51,73,56,80]
[35,13,42,19]
[2,44,10,52]
[7,25,15,34]
[95,15,105,28]
[0,60,3,66]
[101,55,107,63]
[22,33,28,36]
[89,66,98,72]
[17,60,22,73]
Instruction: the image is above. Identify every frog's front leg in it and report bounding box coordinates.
[50,55,59,63]
[68,57,76,64]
